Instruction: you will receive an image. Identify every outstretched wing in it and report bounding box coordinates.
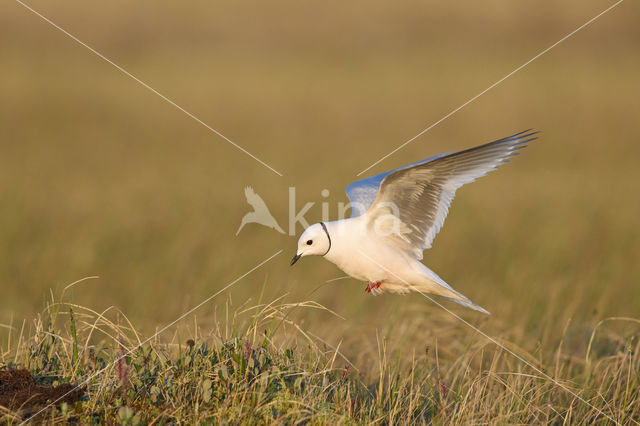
[362,130,537,259]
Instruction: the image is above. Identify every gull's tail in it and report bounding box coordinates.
[439,293,490,315]
[413,264,490,314]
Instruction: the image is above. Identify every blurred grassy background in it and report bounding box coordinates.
[1,0,639,364]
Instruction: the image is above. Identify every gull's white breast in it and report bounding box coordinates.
[323,218,418,284]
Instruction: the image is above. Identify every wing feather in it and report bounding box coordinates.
[360,130,537,259]
[345,154,448,217]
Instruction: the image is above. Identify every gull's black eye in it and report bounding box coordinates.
[306,240,313,245]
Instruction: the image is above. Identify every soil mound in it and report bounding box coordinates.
[0,369,83,413]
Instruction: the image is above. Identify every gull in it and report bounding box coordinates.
[236,187,285,235]
[290,130,537,314]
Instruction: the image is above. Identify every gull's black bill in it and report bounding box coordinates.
[290,254,301,266]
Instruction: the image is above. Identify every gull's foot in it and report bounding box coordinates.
[365,281,382,294]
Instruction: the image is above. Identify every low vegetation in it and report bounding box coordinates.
[1,289,638,424]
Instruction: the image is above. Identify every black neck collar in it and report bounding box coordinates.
[319,222,331,256]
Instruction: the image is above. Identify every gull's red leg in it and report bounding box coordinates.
[374,281,382,289]
[365,282,372,293]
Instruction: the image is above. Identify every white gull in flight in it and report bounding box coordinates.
[291,130,537,314]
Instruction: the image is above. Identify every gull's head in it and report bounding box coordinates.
[290,223,331,265]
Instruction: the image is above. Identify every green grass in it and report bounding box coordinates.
[2,290,639,423]
[1,0,640,423]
